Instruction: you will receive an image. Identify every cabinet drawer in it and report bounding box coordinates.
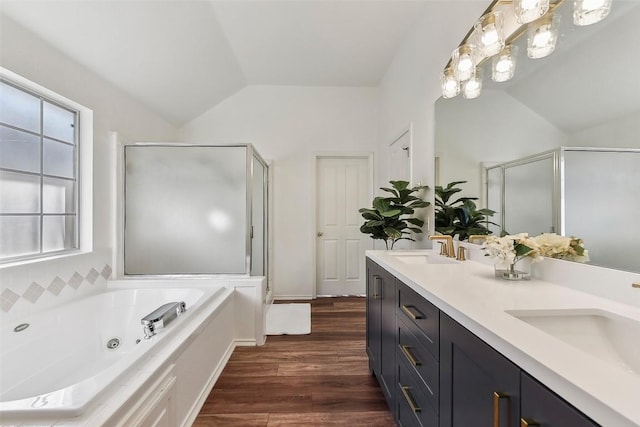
[397,318,438,414]
[521,372,599,427]
[397,355,439,427]
[397,281,439,360]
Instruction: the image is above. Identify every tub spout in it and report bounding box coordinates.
[141,301,186,339]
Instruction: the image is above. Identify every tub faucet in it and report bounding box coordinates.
[141,301,187,339]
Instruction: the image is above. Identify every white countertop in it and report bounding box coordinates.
[366,249,640,427]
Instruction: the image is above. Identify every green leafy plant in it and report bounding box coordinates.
[434,180,496,241]
[359,180,429,250]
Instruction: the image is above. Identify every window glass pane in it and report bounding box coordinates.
[0,125,41,173]
[42,215,75,252]
[43,138,74,178]
[0,171,40,213]
[0,215,40,258]
[43,177,75,213]
[43,101,75,143]
[0,81,40,133]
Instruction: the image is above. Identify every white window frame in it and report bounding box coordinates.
[0,67,93,265]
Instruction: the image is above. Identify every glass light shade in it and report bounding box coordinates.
[462,68,483,99]
[440,68,460,99]
[492,45,518,82]
[573,0,612,26]
[514,0,550,24]
[451,44,478,81]
[474,11,505,57]
[527,14,561,59]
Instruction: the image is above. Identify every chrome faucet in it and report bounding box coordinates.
[429,235,455,258]
[141,301,187,339]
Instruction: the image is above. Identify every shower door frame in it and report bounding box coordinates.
[112,137,269,280]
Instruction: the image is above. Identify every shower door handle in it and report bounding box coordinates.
[317,232,323,237]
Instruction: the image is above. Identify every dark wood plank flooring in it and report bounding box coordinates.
[193,297,395,426]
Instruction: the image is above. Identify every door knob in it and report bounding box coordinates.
[317,232,323,237]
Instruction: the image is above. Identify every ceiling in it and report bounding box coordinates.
[500,1,640,133]
[0,0,488,126]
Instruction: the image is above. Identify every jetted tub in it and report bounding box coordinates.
[0,285,228,418]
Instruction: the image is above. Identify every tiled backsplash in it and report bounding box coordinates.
[0,248,112,320]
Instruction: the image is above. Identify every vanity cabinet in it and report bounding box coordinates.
[521,372,599,427]
[366,259,397,408]
[396,280,440,426]
[365,256,601,427]
[440,313,520,427]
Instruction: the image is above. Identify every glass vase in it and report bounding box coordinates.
[494,262,530,281]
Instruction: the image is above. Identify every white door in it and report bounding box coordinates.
[388,130,413,249]
[389,129,411,182]
[316,157,372,296]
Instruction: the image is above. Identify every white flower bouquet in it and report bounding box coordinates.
[482,232,542,267]
[533,233,589,263]
[482,232,589,280]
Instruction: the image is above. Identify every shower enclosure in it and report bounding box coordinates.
[485,146,640,272]
[120,143,268,280]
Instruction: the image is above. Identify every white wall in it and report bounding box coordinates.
[435,90,568,199]
[179,85,379,299]
[0,15,178,319]
[378,2,488,245]
[569,110,640,148]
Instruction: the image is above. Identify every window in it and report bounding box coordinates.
[0,78,79,262]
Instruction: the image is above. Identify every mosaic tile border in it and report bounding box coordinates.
[0,263,112,313]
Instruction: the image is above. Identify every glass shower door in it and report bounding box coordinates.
[124,145,247,275]
[503,155,555,235]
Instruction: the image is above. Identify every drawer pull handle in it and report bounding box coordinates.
[401,304,424,320]
[401,386,421,413]
[400,345,421,367]
[373,276,381,299]
[521,419,540,427]
[493,391,509,427]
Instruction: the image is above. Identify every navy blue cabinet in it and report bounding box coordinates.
[366,259,382,375]
[395,280,440,427]
[521,372,599,427]
[440,312,520,427]
[366,259,396,409]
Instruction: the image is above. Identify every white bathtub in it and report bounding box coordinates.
[0,285,227,419]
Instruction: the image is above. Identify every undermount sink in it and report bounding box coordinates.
[506,308,640,375]
[388,251,458,265]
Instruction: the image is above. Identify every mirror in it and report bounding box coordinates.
[435,0,640,273]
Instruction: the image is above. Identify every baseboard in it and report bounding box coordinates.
[235,338,258,346]
[181,340,237,427]
[316,294,366,298]
[273,295,314,300]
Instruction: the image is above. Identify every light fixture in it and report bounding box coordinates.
[440,68,460,98]
[474,11,506,57]
[573,0,612,26]
[492,45,518,82]
[451,44,478,81]
[514,0,550,24]
[440,0,611,100]
[527,13,560,59]
[462,68,483,99]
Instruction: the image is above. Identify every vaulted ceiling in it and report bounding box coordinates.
[1,1,486,126]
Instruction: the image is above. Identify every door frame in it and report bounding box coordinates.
[312,152,375,299]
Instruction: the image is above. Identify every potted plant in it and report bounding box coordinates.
[434,180,496,241]
[359,180,429,250]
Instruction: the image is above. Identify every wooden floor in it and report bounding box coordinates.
[192,297,395,426]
